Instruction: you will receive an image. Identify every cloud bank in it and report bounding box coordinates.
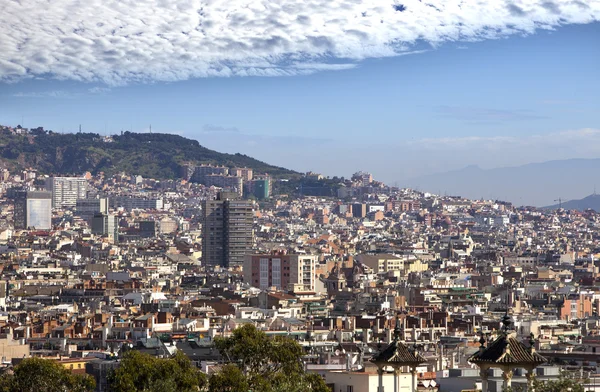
[1,0,599,84]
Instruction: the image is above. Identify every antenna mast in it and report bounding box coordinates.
[554,198,562,209]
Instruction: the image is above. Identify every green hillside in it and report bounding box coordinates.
[0,127,298,179]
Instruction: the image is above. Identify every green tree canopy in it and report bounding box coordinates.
[505,373,587,392]
[212,324,329,392]
[0,357,95,392]
[109,350,207,392]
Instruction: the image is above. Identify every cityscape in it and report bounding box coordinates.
[0,123,597,391]
[1,0,600,391]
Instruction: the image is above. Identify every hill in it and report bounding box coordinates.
[0,126,298,179]
[543,194,600,211]
[407,158,600,207]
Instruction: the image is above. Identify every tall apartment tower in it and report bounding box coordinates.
[14,190,52,230]
[202,192,253,268]
[45,177,88,208]
[91,213,119,242]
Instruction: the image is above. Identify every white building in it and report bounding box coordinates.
[324,369,412,392]
[45,177,88,208]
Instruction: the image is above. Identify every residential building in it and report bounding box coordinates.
[203,175,243,197]
[233,167,253,181]
[244,253,319,292]
[14,190,52,230]
[91,213,119,242]
[202,192,253,268]
[190,164,229,183]
[352,203,367,218]
[248,176,271,200]
[45,177,88,208]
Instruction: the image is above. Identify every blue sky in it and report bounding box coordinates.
[1,0,599,184]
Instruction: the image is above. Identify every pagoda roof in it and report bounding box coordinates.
[469,332,546,366]
[370,340,426,367]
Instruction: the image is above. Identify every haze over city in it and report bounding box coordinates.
[1,1,599,205]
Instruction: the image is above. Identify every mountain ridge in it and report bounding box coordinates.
[543,194,600,211]
[0,125,299,179]
[407,158,600,207]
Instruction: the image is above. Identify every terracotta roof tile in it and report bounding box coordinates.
[469,333,546,365]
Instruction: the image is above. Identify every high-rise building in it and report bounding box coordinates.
[244,253,318,292]
[352,203,367,218]
[202,192,253,268]
[75,197,109,223]
[45,177,88,208]
[247,175,271,200]
[14,190,52,230]
[91,213,119,242]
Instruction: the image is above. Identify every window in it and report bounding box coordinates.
[347,387,353,392]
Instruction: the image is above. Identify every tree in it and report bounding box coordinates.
[109,350,207,392]
[504,373,587,392]
[212,324,329,392]
[0,357,95,392]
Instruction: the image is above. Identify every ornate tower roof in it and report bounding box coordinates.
[371,316,426,368]
[469,329,546,367]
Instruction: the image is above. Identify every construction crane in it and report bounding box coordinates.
[554,198,563,209]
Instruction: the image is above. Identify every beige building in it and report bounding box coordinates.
[356,254,428,274]
[244,253,319,292]
[0,335,30,362]
[325,369,412,392]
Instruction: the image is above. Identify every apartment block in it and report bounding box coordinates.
[45,177,88,208]
[202,192,253,268]
[244,253,318,292]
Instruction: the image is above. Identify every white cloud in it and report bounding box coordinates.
[12,90,78,98]
[88,86,111,94]
[407,128,600,152]
[0,0,598,84]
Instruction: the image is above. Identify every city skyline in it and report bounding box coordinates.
[1,2,599,195]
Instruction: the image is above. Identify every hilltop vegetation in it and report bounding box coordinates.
[0,126,297,179]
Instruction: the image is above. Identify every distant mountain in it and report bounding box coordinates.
[544,194,600,211]
[0,127,298,179]
[407,158,600,207]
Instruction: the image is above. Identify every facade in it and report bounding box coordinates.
[356,254,406,273]
[203,175,244,196]
[325,370,410,392]
[190,165,229,183]
[139,221,158,238]
[159,217,178,234]
[45,177,88,208]
[75,197,109,222]
[91,213,119,242]
[248,176,271,200]
[233,167,253,181]
[560,294,593,320]
[352,203,367,218]
[244,253,319,292]
[202,192,253,268]
[14,190,52,230]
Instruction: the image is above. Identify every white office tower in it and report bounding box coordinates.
[45,177,88,208]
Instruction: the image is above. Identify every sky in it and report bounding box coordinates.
[0,0,599,186]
